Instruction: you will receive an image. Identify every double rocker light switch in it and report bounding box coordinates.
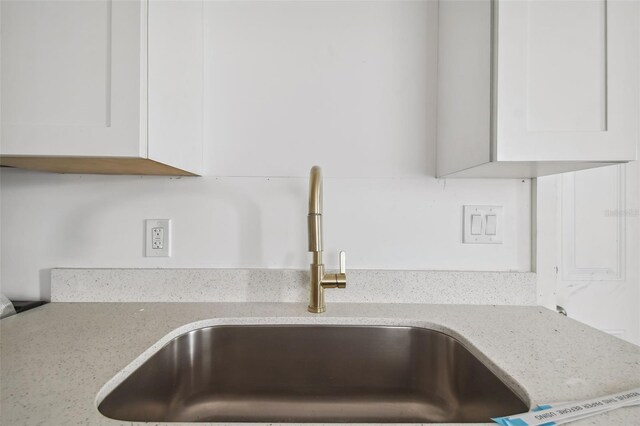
[463,206,503,244]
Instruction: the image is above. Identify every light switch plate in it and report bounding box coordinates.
[463,206,503,244]
[146,219,171,257]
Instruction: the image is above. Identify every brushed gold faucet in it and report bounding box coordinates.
[307,166,346,313]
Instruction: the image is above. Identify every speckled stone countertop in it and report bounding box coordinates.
[1,303,639,425]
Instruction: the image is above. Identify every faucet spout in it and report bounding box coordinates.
[307,166,323,253]
[308,165,322,215]
[307,166,346,313]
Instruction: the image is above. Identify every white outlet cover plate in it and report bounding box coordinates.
[463,205,503,244]
[146,219,171,257]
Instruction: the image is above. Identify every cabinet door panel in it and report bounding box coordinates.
[496,0,638,162]
[1,0,144,157]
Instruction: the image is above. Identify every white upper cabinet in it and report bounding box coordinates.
[437,0,639,178]
[1,0,203,176]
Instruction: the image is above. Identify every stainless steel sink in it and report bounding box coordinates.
[98,325,528,423]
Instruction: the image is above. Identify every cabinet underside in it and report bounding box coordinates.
[438,161,620,178]
[0,156,198,176]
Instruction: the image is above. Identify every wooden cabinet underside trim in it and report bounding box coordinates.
[0,156,199,176]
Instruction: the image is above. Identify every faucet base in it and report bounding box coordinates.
[307,305,326,314]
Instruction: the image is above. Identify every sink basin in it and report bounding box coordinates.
[98,325,528,423]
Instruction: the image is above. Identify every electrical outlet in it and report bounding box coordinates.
[151,227,164,249]
[146,219,171,257]
[463,206,503,244]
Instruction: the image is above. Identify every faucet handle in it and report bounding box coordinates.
[337,251,347,288]
[320,251,347,290]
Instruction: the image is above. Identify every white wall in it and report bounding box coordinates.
[0,1,531,300]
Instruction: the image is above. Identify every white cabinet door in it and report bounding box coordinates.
[1,0,144,158]
[536,162,640,346]
[496,0,639,162]
[559,163,639,345]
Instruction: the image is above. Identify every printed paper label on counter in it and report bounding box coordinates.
[492,387,640,426]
